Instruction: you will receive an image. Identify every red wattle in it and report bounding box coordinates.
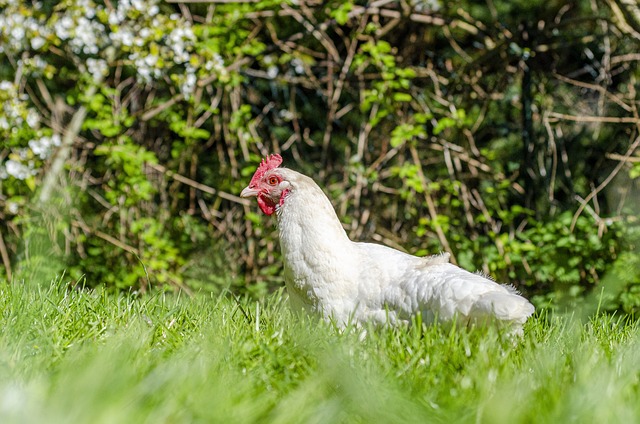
[257,195,276,215]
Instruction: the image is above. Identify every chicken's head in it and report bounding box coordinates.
[240,154,290,215]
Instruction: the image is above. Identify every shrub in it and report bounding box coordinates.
[0,0,639,312]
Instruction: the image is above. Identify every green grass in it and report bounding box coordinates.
[1,280,639,423]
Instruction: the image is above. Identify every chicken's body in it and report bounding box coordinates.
[241,155,534,333]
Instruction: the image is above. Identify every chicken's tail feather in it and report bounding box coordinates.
[471,291,535,326]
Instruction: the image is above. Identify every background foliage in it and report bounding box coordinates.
[0,0,639,312]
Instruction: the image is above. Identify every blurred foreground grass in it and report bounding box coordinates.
[0,280,638,423]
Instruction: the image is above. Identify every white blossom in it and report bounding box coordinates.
[16,148,29,160]
[86,58,108,81]
[26,109,39,127]
[144,54,158,67]
[180,66,197,98]
[291,58,305,74]
[108,9,124,25]
[0,81,13,92]
[7,202,19,215]
[129,52,161,83]
[412,0,441,12]
[204,54,228,81]
[24,16,40,33]
[279,109,294,121]
[4,160,34,180]
[0,81,29,128]
[137,66,152,82]
[29,134,61,159]
[267,66,279,79]
[168,26,195,64]
[131,0,146,11]
[0,12,33,52]
[10,24,25,41]
[139,27,151,39]
[110,28,135,47]
[209,54,226,71]
[30,36,45,50]
[79,0,96,19]
[70,16,105,54]
[54,16,74,40]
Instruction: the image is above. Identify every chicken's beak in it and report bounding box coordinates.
[240,186,259,198]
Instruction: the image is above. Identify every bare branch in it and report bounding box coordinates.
[0,231,12,282]
[409,145,457,264]
[553,73,633,112]
[548,112,639,124]
[147,162,250,205]
[606,152,640,162]
[571,134,640,231]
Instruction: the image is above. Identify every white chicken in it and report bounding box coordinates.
[241,154,534,334]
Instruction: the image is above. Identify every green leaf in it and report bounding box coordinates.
[393,92,412,102]
[433,117,457,135]
[25,176,36,191]
[332,2,353,25]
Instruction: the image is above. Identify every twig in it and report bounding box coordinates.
[605,0,640,41]
[442,25,473,63]
[429,142,502,177]
[548,111,639,124]
[409,145,457,264]
[571,134,640,231]
[198,57,252,87]
[71,219,139,255]
[348,4,447,27]
[0,230,12,281]
[281,3,340,63]
[543,111,559,202]
[611,53,640,64]
[323,15,367,163]
[553,73,632,112]
[141,93,185,121]
[606,152,640,162]
[147,162,250,205]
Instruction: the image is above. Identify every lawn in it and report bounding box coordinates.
[0,280,638,423]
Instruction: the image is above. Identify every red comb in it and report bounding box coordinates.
[249,154,283,187]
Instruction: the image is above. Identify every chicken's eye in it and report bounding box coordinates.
[268,176,279,186]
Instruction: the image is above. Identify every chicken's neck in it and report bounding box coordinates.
[275,183,353,271]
